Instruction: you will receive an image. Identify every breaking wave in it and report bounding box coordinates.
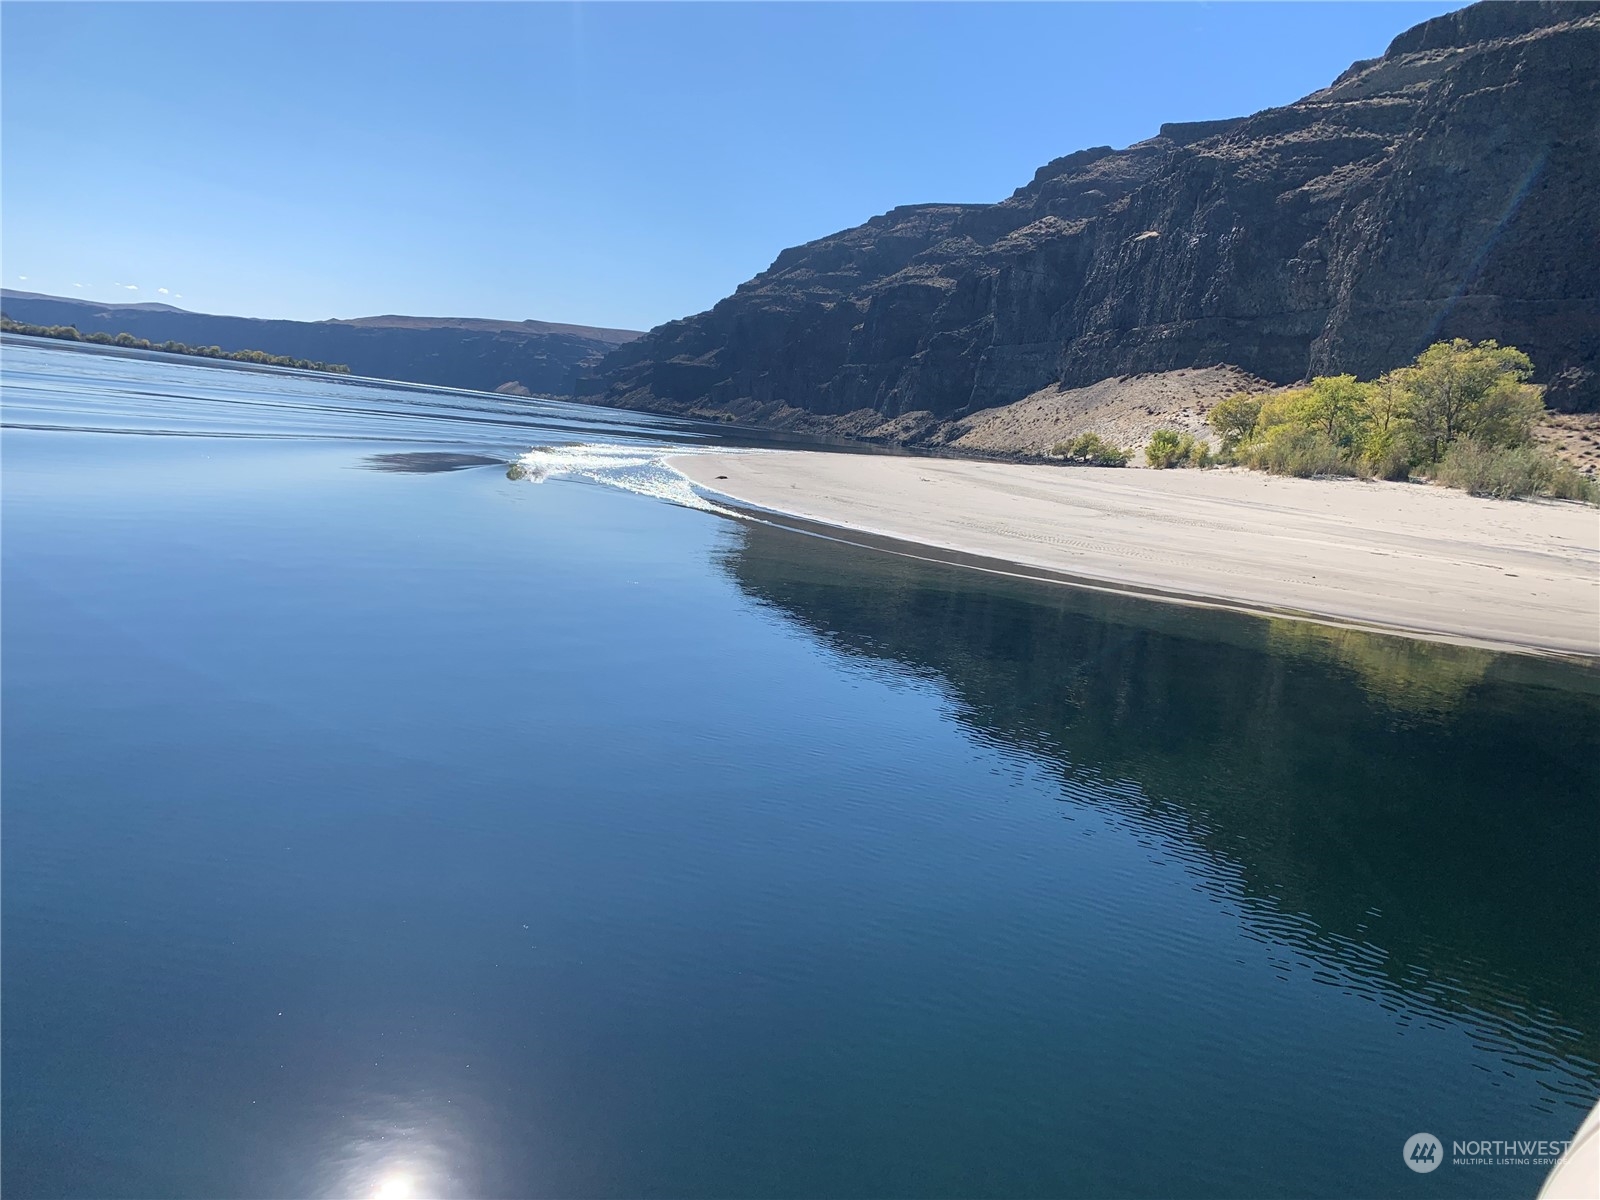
[512,442,748,514]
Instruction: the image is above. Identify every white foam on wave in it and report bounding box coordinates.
[512,442,750,514]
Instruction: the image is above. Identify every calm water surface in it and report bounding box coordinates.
[4,340,1597,1199]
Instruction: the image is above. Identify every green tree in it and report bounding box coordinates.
[1357,372,1415,478]
[1207,393,1263,454]
[1301,374,1370,449]
[1363,373,1406,449]
[1395,339,1539,461]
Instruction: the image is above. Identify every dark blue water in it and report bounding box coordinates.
[4,340,1597,1199]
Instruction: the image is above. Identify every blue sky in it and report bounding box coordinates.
[2,2,1461,332]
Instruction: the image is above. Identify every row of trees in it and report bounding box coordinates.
[0,317,351,374]
[1206,340,1593,501]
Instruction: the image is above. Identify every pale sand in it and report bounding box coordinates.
[672,451,1600,657]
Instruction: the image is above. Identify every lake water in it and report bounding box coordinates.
[4,339,1597,1199]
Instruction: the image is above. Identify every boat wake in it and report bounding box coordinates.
[512,443,747,515]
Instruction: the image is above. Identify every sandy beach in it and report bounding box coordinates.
[674,451,1600,657]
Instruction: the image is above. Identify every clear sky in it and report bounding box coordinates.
[3,1,1462,332]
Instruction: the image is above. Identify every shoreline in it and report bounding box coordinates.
[671,450,1600,659]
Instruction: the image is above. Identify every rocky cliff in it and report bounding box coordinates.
[582,1,1600,431]
[0,291,640,396]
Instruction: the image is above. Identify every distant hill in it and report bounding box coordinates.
[582,0,1600,429]
[0,291,641,396]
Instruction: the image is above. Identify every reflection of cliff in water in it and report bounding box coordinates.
[720,521,1600,1106]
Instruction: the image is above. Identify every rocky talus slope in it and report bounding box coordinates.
[581,1,1600,451]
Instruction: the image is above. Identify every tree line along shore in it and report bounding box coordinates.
[0,317,352,375]
[1053,339,1596,504]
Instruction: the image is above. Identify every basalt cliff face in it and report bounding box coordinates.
[0,291,640,396]
[582,1,1600,432]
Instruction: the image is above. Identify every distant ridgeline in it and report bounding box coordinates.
[2,317,352,374]
[0,291,642,397]
[581,1,1600,428]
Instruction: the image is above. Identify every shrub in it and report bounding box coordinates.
[1432,440,1598,502]
[1240,427,1354,478]
[1145,429,1187,468]
[1433,441,1543,498]
[1052,432,1129,466]
[1364,442,1414,482]
[1547,461,1599,503]
[1144,429,1212,469]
